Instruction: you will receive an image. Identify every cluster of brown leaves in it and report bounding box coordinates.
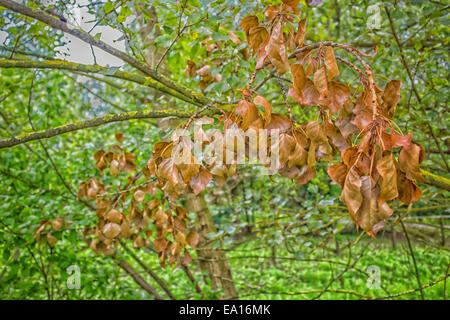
[229,92,350,184]
[238,5,425,236]
[78,137,199,267]
[289,47,349,114]
[241,2,307,74]
[184,27,248,90]
[93,143,136,177]
[34,216,70,247]
[185,61,223,90]
[147,137,225,198]
[327,80,425,236]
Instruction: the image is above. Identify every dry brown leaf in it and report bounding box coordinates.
[241,16,259,38]
[328,163,347,188]
[103,222,121,239]
[107,209,122,224]
[357,176,393,234]
[313,65,328,99]
[190,168,213,195]
[186,231,200,249]
[295,18,307,47]
[266,22,290,75]
[382,80,402,118]
[340,166,363,223]
[254,95,272,125]
[321,81,350,114]
[323,46,339,81]
[398,142,425,181]
[376,152,398,206]
[248,26,269,52]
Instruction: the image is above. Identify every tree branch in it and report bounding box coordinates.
[115,258,163,300]
[119,240,176,300]
[421,169,450,191]
[0,0,208,105]
[400,221,425,299]
[0,58,201,106]
[0,108,217,149]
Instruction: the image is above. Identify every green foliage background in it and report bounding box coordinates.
[0,0,448,299]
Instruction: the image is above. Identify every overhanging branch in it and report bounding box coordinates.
[0,0,208,105]
[0,58,202,106]
[0,108,216,149]
[421,170,450,191]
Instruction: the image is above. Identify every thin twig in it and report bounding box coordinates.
[400,221,425,299]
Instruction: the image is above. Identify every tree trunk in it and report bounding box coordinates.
[186,193,238,299]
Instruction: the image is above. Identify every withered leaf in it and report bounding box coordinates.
[103,222,121,239]
[186,231,200,249]
[357,176,393,235]
[133,190,145,203]
[276,133,297,168]
[391,132,412,149]
[241,16,259,38]
[328,163,347,188]
[296,165,316,185]
[175,232,186,247]
[264,6,279,21]
[322,81,350,114]
[190,167,213,195]
[133,236,144,249]
[177,156,201,184]
[382,80,402,118]
[248,26,269,52]
[157,158,185,188]
[398,142,425,181]
[288,142,307,168]
[279,165,300,179]
[289,79,319,107]
[183,249,193,264]
[376,152,398,206]
[46,232,57,247]
[115,133,124,143]
[313,65,328,99]
[291,63,306,99]
[51,217,63,231]
[351,111,372,131]
[227,30,241,45]
[340,166,363,223]
[324,121,350,151]
[282,0,300,8]
[305,121,327,145]
[107,209,122,224]
[323,46,339,81]
[154,238,168,252]
[110,159,120,177]
[397,170,422,205]
[266,22,290,75]
[153,209,168,225]
[266,113,292,134]
[120,221,131,238]
[254,95,272,125]
[295,18,307,47]
[234,100,260,130]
